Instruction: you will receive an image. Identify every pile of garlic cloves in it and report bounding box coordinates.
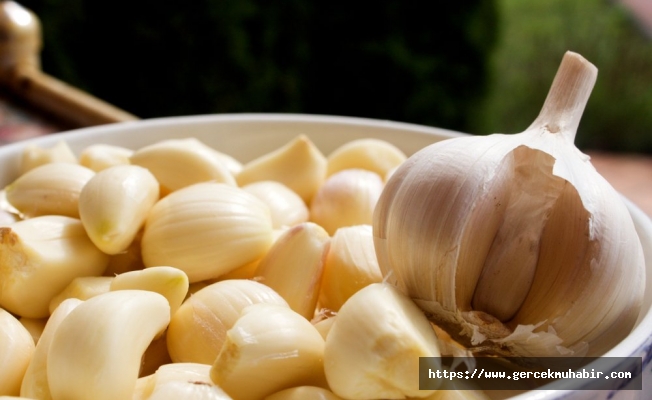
[373,51,646,359]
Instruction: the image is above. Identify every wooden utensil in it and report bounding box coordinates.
[0,1,138,127]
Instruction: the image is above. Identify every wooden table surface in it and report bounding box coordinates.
[1,89,651,219]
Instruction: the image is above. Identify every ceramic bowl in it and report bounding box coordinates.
[1,113,650,399]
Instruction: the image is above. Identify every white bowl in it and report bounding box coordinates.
[1,113,650,399]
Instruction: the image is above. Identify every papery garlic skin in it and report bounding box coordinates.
[326,138,407,179]
[310,169,384,236]
[0,216,110,318]
[79,165,159,255]
[373,52,646,358]
[0,308,35,396]
[141,182,274,282]
[130,138,236,192]
[324,283,441,399]
[5,163,94,218]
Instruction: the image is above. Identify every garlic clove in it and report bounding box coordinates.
[255,222,331,319]
[48,276,113,314]
[166,279,288,364]
[47,290,170,400]
[79,165,160,255]
[19,140,77,175]
[20,298,83,400]
[5,163,95,218]
[323,283,442,399]
[265,386,343,400]
[242,181,309,229]
[309,169,384,236]
[210,303,327,400]
[79,143,134,172]
[0,308,35,396]
[141,182,274,282]
[236,135,327,204]
[130,138,236,192]
[318,224,382,312]
[133,363,231,400]
[134,363,232,400]
[373,51,646,359]
[0,216,110,318]
[110,266,189,318]
[326,138,407,179]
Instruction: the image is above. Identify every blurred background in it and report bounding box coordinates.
[13,0,652,153]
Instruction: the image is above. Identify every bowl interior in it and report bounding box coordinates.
[1,113,651,396]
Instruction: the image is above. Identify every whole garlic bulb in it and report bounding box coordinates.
[373,52,646,359]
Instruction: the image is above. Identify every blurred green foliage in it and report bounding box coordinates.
[471,0,652,153]
[21,0,497,132]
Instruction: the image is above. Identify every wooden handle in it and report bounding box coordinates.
[5,66,139,126]
[0,1,138,127]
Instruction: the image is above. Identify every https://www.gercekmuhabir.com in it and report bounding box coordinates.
[419,357,642,391]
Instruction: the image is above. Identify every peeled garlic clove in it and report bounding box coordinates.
[134,363,232,400]
[19,140,77,175]
[326,138,407,179]
[47,290,170,400]
[310,169,384,235]
[210,303,327,400]
[0,308,35,396]
[103,229,145,276]
[373,52,646,359]
[167,279,288,364]
[142,182,274,282]
[265,386,343,400]
[255,222,330,319]
[243,181,309,229]
[130,138,236,191]
[318,225,382,311]
[79,143,134,172]
[5,163,95,218]
[79,165,159,255]
[214,150,243,176]
[110,266,189,317]
[20,298,82,400]
[0,216,110,318]
[48,276,113,314]
[324,283,441,399]
[236,135,327,203]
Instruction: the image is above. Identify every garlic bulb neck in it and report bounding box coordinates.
[528,51,598,141]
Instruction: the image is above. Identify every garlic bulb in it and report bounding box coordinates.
[373,52,646,359]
